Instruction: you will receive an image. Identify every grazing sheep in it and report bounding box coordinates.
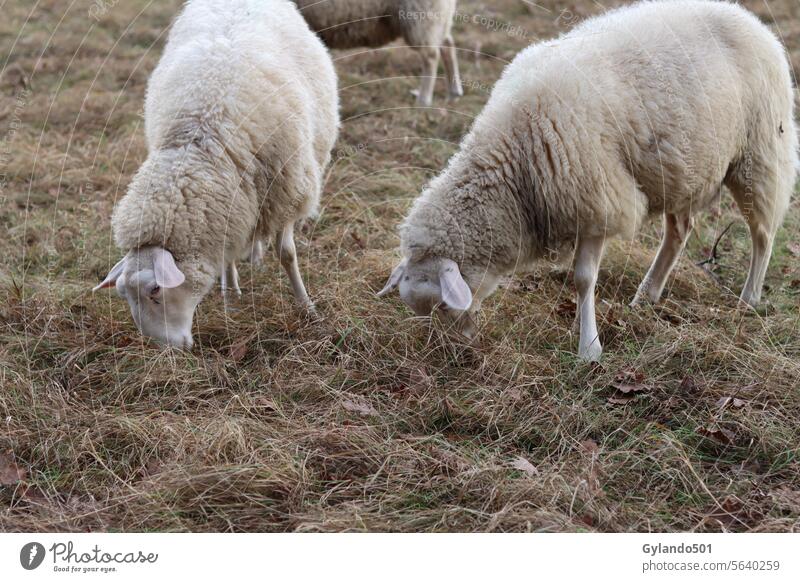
[378,0,798,361]
[293,0,462,106]
[94,0,339,348]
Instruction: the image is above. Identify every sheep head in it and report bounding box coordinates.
[378,257,478,337]
[93,246,213,349]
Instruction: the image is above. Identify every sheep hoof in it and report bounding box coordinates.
[578,342,603,362]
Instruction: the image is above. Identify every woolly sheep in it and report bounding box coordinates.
[379,0,798,361]
[293,0,463,106]
[94,0,339,349]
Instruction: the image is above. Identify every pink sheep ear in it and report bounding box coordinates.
[93,256,127,292]
[439,259,472,311]
[153,248,185,289]
[377,258,408,297]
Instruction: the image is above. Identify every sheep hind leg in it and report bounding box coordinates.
[440,35,462,100]
[727,164,791,308]
[414,47,440,107]
[574,235,606,362]
[275,224,315,314]
[739,213,776,308]
[249,238,265,265]
[631,212,694,307]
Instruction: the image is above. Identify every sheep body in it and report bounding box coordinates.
[390,0,798,359]
[105,0,339,347]
[294,0,462,105]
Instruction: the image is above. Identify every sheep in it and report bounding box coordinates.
[93,0,340,349]
[293,0,463,106]
[378,0,798,361]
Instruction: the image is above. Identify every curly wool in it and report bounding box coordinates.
[112,0,339,278]
[401,0,798,286]
[293,0,456,50]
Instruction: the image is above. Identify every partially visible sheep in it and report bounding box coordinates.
[379,0,797,361]
[294,0,462,106]
[94,0,339,348]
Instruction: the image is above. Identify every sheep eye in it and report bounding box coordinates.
[149,286,161,304]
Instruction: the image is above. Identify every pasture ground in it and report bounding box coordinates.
[1,0,799,531]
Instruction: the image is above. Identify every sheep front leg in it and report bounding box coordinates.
[440,35,463,100]
[415,47,440,107]
[276,224,315,314]
[631,212,693,306]
[574,235,605,362]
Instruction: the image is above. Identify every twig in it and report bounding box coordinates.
[696,221,736,267]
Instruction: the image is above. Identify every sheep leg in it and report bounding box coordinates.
[440,35,463,100]
[415,47,440,107]
[574,235,605,362]
[221,261,241,297]
[631,212,693,306]
[275,224,315,313]
[739,220,773,307]
[249,238,265,265]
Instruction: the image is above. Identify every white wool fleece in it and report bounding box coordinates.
[112,0,339,299]
[390,0,798,359]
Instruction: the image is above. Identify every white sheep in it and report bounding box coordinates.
[293,0,463,106]
[93,0,340,349]
[379,0,798,361]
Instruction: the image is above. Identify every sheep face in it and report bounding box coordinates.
[378,257,477,337]
[93,246,213,349]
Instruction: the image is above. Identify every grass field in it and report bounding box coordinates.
[1,0,799,532]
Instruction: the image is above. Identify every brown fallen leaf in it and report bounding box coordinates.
[704,496,745,528]
[341,397,377,417]
[229,342,248,362]
[679,375,702,395]
[770,487,800,513]
[715,396,746,410]
[697,425,736,445]
[580,439,600,456]
[0,450,26,486]
[607,393,636,405]
[608,368,649,403]
[510,456,539,476]
[579,440,604,498]
[555,299,577,318]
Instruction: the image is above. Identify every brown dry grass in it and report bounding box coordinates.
[1,0,799,532]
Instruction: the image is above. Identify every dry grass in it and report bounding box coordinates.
[1,0,799,532]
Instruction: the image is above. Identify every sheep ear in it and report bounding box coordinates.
[377,258,408,297]
[93,256,127,292]
[439,259,472,311]
[153,248,185,289]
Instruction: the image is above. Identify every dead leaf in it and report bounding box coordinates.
[510,456,538,476]
[341,397,377,417]
[704,496,745,528]
[580,440,600,456]
[408,367,433,393]
[786,241,800,257]
[607,393,636,405]
[679,375,702,395]
[0,450,26,485]
[770,487,800,512]
[555,299,577,318]
[350,231,366,250]
[608,368,649,403]
[715,396,746,410]
[697,425,736,445]
[229,342,248,362]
